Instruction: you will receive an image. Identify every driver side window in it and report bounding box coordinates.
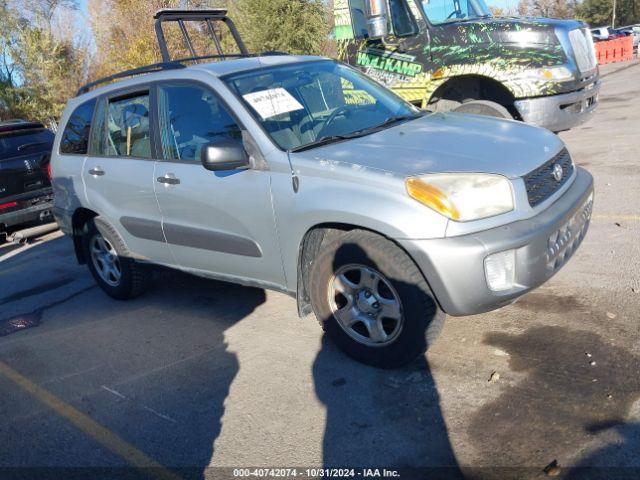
[157,83,242,162]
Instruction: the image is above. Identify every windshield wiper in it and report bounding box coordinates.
[370,113,423,130]
[289,133,364,153]
[439,14,490,25]
[289,112,423,153]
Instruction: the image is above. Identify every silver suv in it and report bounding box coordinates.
[51,16,593,369]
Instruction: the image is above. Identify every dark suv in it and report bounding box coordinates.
[0,120,55,232]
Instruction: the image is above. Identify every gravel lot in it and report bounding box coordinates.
[1,62,639,480]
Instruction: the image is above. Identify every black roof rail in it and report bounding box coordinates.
[153,8,249,62]
[77,61,185,96]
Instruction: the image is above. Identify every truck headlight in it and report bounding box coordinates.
[527,65,575,82]
[406,173,514,222]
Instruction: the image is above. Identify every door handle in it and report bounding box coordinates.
[157,173,180,185]
[88,167,105,176]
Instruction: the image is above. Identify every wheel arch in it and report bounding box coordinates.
[71,207,98,264]
[427,74,520,118]
[295,223,443,319]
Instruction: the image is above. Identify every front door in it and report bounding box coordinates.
[153,82,285,289]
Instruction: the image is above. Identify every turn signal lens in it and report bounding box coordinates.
[405,178,461,220]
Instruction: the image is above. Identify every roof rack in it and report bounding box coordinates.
[154,9,249,62]
[77,61,185,96]
[76,10,282,96]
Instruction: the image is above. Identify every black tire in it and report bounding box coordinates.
[453,100,513,119]
[309,229,445,369]
[81,216,149,300]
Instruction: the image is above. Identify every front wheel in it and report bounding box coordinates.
[309,230,444,369]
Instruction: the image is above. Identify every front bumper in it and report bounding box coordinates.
[399,167,594,316]
[515,80,600,132]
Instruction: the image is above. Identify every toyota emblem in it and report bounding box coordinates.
[552,163,563,182]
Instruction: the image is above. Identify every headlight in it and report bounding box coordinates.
[522,65,575,82]
[406,173,514,222]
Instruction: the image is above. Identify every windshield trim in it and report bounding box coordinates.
[221,59,420,153]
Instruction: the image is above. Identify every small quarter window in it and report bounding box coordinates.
[350,0,369,38]
[389,0,418,36]
[158,84,242,162]
[106,93,152,158]
[60,99,97,154]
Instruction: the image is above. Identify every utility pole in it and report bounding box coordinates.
[612,0,616,28]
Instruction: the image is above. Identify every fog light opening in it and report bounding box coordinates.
[484,250,516,292]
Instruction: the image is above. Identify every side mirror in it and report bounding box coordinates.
[365,0,389,39]
[200,140,249,171]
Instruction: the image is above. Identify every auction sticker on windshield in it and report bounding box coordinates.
[243,88,304,119]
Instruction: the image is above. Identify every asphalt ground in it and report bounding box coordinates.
[0,62,639,480]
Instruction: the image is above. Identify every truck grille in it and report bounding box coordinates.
[569,28,597,74]
[524,148,574,207]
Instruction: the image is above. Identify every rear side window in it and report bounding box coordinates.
[106,93,152,158]
[0,129,54,158]
[60,99,97,154]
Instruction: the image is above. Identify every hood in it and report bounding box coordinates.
[437,17,586,47]
[301,113,565,179]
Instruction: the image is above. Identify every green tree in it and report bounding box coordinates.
[576,0,640,27]
[0,0,89,124]
[517,0,575,18]
[229,0,331,55]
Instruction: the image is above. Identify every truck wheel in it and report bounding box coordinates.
[453,100,513,119]
[82,216,149,300]
[309,230,444,369]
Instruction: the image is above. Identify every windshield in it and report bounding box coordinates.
[418,0,491,25]
[224,60,420,151]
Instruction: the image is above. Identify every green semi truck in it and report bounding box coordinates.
[334,0,600,131]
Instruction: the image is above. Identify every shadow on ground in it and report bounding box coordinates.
[313,242,462,478]
[0,240,267,480]
[469,325,640,477]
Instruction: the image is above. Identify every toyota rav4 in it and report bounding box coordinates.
[51,10,593,368]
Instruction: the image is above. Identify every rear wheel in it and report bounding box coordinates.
[453,100,513,119]
[309,230,444,369]
[82,217,149,300]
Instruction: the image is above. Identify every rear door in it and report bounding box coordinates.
[153,81,285,288]
[0,125,54,202]
[82,88,172,264]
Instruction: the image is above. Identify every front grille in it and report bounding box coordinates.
[569,28,597,73]
[524,148,574,207]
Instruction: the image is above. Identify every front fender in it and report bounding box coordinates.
[270,159,448,292]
